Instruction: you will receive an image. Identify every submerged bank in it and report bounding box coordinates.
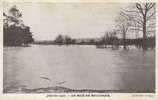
[4,86,154,93]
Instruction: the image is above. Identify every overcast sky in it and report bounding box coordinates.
[4,3,129,40]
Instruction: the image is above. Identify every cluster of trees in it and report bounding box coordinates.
[3,6,34,46]
[99,31,118,45]
[53,35,95,45]
[115,3,155,50]
[99,34,155,49]
[53,35,75,45]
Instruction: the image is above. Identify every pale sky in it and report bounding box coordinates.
[4,3,128,40]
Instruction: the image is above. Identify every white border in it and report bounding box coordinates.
[0,0,157,100]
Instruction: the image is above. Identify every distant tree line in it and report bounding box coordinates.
[3,6,34,46]
[34,33,155,50]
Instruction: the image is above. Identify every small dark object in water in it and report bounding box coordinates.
[96,45,107,49]
[40,77,51,81]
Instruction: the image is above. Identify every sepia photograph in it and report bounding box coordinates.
[3,2,155,94]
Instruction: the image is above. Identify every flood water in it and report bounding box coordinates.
[3,45,155,92]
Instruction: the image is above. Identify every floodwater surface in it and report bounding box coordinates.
[3,45,155,93]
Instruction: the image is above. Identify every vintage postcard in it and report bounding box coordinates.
[0,0,157,100]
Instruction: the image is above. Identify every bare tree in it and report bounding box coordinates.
[116,10,131,50]
[123,3,156,49]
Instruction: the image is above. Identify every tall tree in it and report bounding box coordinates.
[135,3,155,39]
[123,3,156,49]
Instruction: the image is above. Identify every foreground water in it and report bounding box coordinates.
[3,45,155,93]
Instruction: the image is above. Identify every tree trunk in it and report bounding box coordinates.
[123,31,127,50]
[142,17,147,50]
